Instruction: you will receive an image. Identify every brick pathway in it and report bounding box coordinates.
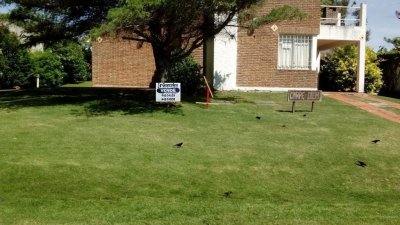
[324,93,400,124]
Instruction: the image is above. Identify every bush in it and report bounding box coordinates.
[0,26,32,89]
[319,45,383,93]
[166,56,203,95]
[30,51,65,87]
[49,41,91,83]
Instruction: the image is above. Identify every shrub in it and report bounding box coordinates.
[319,45,383,93]
[364,48,383,93]
[30,51,65,87]
[166,56,203,96]
[49,41,91,83]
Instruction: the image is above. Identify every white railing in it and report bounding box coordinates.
[320,5,363,27]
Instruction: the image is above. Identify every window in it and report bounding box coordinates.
[278,35,312,70]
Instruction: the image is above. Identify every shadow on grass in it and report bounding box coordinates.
[276,109,312,113]
[211,95,255,104]
[0,87,184,116]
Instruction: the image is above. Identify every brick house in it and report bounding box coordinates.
[92,0,367,92]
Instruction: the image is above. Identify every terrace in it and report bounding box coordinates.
[317,4,367,92]
[318,4,367,50]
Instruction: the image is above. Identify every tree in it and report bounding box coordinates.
[0,26,32,89]
[319,45,383,93]
[383,37,400,53]
[93,0,306,84]
[321,0,350,6]
[49,41,91,83]
[0,0,119,46]
[378,37,400,96]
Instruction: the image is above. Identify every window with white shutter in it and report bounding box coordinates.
[278,35,312,70]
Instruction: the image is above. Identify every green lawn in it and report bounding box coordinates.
[378,95,400,104]
[0,88,399,225]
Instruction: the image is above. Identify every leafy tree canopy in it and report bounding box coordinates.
[0,0,119,45]
[383,37,400,53]
[321,0,350,6]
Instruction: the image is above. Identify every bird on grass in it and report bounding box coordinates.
[303,114,307,117]
[282,125,286,128]
[356,161,367,168]
[223,191,233,198]
[256,116,261,120]
[371,139,381,144]
[174,142,183,148]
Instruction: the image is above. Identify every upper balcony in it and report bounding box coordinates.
[318,4,367,50]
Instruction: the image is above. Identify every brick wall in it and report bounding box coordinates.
[236,0,320,88]
[191,47,204,67]
[93,38,203,88]
[92,38,155,87]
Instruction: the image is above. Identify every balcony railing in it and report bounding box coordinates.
[320,5,364,27]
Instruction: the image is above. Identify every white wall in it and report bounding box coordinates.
[213,17,238,91]
[318,25,365,41]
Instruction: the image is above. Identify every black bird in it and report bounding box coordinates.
[372,139,380,144]
[356,161,367,168]
[256,116,261,120]
[223,191,233,198]
[174,142,183,148]
[282,125,286,128]
[303,114,307,117]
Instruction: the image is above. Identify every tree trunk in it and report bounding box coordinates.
[150,45,172,88]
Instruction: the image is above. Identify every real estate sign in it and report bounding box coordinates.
[156,83,181,102]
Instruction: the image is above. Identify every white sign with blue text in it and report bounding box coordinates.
[156,83,181,102]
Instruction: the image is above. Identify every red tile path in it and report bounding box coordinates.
[324,93,400,124]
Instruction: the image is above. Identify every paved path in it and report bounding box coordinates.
[324,93,400,124]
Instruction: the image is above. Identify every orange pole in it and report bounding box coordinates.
[203,76,213,98]
[206,87,210,109]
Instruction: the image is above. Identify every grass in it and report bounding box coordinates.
[384,107,400,115]
[378,95,400,104]
[0,88,400,225]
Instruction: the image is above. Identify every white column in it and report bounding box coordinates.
[356,40,366,93]
[311,36,318,71]
[316,51,321,73]
[360,4,367,27]
[336,13,341,26]
[356,3,367,93]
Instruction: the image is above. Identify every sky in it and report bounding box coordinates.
[360,0,399,50]
[1,1,399,50]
